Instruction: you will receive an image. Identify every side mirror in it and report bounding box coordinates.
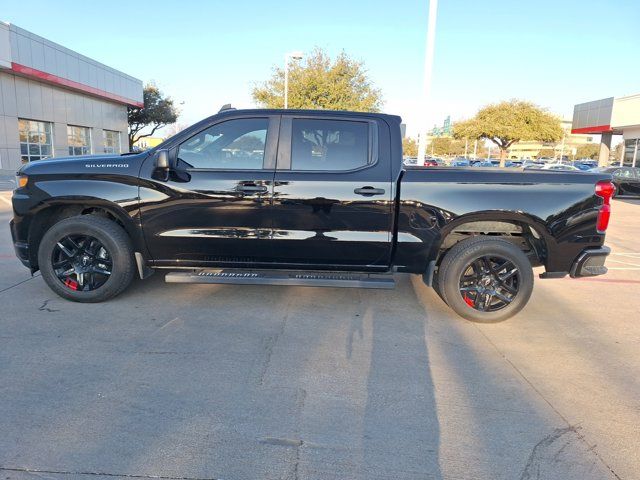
[152,149,170,181]
[156,149,169,170]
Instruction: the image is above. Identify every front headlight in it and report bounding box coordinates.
[15,174,28,189]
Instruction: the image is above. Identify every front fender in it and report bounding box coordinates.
[13,177,146,269]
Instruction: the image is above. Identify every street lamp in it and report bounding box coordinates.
[284,51,303,109]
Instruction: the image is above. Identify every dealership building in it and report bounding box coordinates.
[572,94,640,167]
[0,21,143,175]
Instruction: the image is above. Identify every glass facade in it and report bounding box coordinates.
[103,130,121,154]
[623,139,639,167]
[18,119,54,163]
[67,126,92,156]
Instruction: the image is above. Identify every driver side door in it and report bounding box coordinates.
[140,115,279,267]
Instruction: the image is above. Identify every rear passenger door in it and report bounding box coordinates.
[270,115,393,270]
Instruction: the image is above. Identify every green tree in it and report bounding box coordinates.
[613,142,623,163]
[252,48,383,111]
[427,137,473,156]
[402,137,418,157]
[453,100,563,166]
[575,144,600,160]
[465,139,487,158]
[537,148,555,159]
[128,83,179,149]
[430,137,452,156]
[228,134,265,152]
[449,138,470,156]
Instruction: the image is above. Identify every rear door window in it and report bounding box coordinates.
[290,119,370,171]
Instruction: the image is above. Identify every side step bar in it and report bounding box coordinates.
[165,269,396,289]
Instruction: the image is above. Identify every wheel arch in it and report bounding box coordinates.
[26,198,144,271]
[433,210,552,269]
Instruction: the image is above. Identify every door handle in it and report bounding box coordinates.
[238,185,268,193]
[354,187,385,196]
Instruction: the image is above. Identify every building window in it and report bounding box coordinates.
[18,119,54,163]
[67,126,92,156]
[104,130,121,154]
[623,139,638,167]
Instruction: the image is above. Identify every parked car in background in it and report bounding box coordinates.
[403,157,418,166]
[522,159,545,169]
[451,156,468,164]
[589,166,640,197]
[505,160,523,168]
[540,164,582,172]
[451,158,470,167]
[472,160,498,168]
[424,158,439,167]
[573,160,598,171]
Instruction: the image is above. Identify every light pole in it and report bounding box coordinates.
[284,51,303,109]
[417,0,439,164]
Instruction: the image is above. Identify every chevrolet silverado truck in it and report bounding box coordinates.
[10,107,614,322]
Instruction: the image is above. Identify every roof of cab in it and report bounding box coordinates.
[154,108,403,152]
[213,108,402,125]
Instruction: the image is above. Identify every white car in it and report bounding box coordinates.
[540,163,581,172]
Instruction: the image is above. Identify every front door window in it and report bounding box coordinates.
[178,118,269,170]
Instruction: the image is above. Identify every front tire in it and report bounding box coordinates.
[437,236,534,322]
[38,215,135,303]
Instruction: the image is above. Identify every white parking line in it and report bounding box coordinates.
[608,258,640,268]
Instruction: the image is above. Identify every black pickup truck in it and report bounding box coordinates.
[10,108,614,322]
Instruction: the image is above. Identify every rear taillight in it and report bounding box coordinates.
[595,180,615,232]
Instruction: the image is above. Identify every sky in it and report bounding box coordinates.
[2,0,639,136]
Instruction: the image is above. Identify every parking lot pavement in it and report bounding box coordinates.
[0,175,16,192]
[0,192,638,480]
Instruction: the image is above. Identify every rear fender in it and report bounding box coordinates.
[434,210,553,266]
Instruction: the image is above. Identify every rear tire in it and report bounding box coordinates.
[38,215,135,303]
[438,236,534,322]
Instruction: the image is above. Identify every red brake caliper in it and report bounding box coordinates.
[463,294,475,308]
[64,278,79,291]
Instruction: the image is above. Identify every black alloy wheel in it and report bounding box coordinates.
[38,215,135,302]
[436,236,534,322]
[459,255,520,312]
[52,234,113,291]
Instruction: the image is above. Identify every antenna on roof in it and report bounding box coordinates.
[219,104,236,113]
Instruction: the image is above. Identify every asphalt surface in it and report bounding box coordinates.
[0,189,639,480]
[0,174,16,192]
